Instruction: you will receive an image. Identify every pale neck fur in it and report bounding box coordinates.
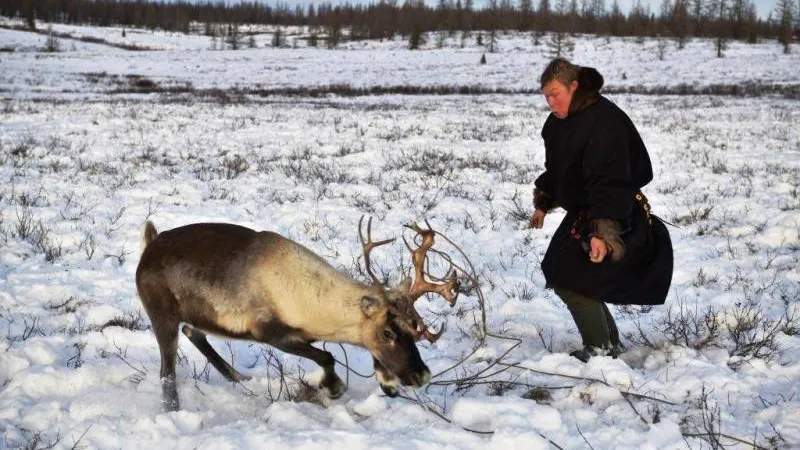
[255,236,382,345]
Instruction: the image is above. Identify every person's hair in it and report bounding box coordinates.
[540,58,580,89]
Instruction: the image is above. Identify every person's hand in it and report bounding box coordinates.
[589,237,607,263]
[529,209,547,229]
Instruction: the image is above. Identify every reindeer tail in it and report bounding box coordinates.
[141,221,158,252]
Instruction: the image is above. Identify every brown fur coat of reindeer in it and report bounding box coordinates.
[135,218,457,411]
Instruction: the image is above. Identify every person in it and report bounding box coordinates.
[530,58,673,362]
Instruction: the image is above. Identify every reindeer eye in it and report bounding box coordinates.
[383,329,396,341]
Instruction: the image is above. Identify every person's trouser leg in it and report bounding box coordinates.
[601,302,620,347]
[553,287,613,350]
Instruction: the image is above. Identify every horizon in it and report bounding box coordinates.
[201,0,779,21]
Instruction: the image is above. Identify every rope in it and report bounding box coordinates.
[322,342,375,390]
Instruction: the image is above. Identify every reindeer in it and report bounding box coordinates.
[135,217,458,411]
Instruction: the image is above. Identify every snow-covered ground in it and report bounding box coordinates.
[1,19,799,450]
[1,18,799,100]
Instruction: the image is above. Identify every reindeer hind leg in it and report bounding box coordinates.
[151,319,180,411]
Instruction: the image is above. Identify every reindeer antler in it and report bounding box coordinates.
[390,221,460,343]
[391,302,447,343]
[403,221,459,305]
[358,215,395,285]
[359,217,459,344]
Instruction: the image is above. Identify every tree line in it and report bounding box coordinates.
[3,0,797,45]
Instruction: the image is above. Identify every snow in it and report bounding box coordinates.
[1,18,799,450]
[2,19,799,101]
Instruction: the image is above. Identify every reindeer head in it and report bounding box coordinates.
[357,217,459,395]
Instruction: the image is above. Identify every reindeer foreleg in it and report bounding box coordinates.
[267,338,346,399]
[181,324,251,382]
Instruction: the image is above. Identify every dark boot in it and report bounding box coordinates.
[569,347,593,363]
[569,345,617,363]
[554,287,621,362]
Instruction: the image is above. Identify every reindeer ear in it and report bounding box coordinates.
[360,295,384,318]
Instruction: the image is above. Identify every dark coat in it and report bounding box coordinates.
[534,68,673,305]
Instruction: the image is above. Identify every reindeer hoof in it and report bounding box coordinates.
[379,383,399,398]
[321,377,346,399]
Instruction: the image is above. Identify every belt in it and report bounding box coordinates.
[570,191,652,242]
[634,190,653,226]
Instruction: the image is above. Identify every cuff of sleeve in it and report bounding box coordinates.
[590,218,626,261]
[533,188,558,212]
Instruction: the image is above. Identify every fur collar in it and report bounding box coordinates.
[568,67,604,117]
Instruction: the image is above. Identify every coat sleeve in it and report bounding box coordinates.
[582,115,635,221]
[534,116,558,211]
[533,171,557,211]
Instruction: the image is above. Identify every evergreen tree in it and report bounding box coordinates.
[582,0,604,33]
[532,28,545,45]
[796,0,800,38]
[437,29,448,47]
[464,0,475,33]
[795,0,800,39]
[44,26,60,52]
[609,0,625,35]
[24,0,36,30]
[656,34,668,59]
[226,23,242,50]
[590,0,608,34]
[437,0,450,33]
[629,0,650,38]
[729,0,747,39]
[545,29,575,57]
[487,0,499,51]
[673,0,690,48]
[690,0,707,35]
[710,0,728,56]
[659,0,673,26]
[327,23,342,49]
[409,24,425,49]
[546,0,575,58]
[743,2,759,43]
[519,0,534,30]
[776,0,794,53]
[568,0,580,33]
[272,27,286,48]
[537,0,551,31]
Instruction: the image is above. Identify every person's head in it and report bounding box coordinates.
[540,58,580,119]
